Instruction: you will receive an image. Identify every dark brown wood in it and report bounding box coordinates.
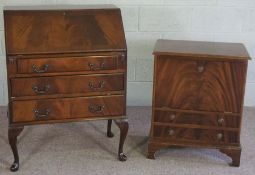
[16,54,122,74]
[8,126,24,172]
[4,5,126,55]
[220,147,241,167]
[114,119,129,161]
[107,119,114,138]
[148,39,249,166]
[153,39,250,60]
[11,74,124,97]
[154,110,239,128]
[11,95,125,123]
[4,5,128,171]
[154,58,247,113]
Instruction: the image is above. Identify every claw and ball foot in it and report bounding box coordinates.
[114,119,129,161]
[107,119,114,138]
[8,126,24,172]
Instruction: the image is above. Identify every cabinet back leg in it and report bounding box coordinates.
[107,119,114,138]
[8,126,24,172]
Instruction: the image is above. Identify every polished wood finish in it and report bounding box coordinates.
[154,58,247,113]
[148,39,250,166]
[11,74,124,97]
[154,110,239,128]
[4,5,126,55]
[153,39,250,60]
[12,95,124,123]
[4,5,128,171]
[16,54,123,74]
[8,126,24,172]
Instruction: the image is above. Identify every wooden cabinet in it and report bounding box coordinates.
[4,5,128,172]
[148,39,250,166]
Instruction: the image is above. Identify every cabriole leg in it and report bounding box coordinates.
[8,126,24,172]
[114,119,129,161]
[107,119,114,138]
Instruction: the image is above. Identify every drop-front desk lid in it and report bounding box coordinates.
[4,5,126,55]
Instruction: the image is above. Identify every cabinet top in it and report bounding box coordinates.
[153,39,250,60]
[4,5,126,55]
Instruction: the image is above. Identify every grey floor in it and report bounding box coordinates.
[0,106,254,175]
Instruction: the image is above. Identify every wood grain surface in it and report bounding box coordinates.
[4,8,126,55]
[154,57,247,113]
[11,74,124,97]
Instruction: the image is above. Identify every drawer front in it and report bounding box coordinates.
[11,74,124,97]
[153,125,238,144]
[154,57,247,113]
[154,111,239,128]
[11,95,124,123]
[17,55,122,74]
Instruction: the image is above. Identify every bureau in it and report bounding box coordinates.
[148,39,250,166]
[4,5,128,172]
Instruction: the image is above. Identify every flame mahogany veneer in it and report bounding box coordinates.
[4,5,128,172]
[148,39,250,167]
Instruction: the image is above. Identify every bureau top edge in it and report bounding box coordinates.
[153,39,251,60]
[3,4,119,11]
[5,50,127,58]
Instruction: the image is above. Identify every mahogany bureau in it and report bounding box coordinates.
[4,5,128,172]
[148,39,250,166]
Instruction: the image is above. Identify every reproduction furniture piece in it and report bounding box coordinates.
[148,39,250,166]
[4,5,128,172]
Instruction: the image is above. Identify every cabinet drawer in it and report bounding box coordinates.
[154,57,247,113]
[154,110,239,128]
[153,125,238,144]
[11,95,124,123]
[11,74,124,97]
[16,54,123,74]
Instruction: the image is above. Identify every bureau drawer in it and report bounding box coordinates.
[11,95,124,123]
[153,125,238,144]
[11,74,124,97]
[16,54,123,74]
[154,57,247,113]
[154,110,239,128]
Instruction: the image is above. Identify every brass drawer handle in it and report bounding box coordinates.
[217,133,223,141]
[196,61,206,73]
[32,64,49,73]
[88,62,105,71]
[88,105,105,113]
[197,65,204,73]
[33,109,50,119]
[168,129,175,136]
[88,81,105,90]
[170,114,176,121]
[32,84,50,94]
[218,117,225,125]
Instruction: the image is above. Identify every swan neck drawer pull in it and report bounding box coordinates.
[33,109,50,119]
[88,81,105,90]
[32,84,50,94]
[88,105,105,113]
[88,62,105,71]
[32,64,49,73]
